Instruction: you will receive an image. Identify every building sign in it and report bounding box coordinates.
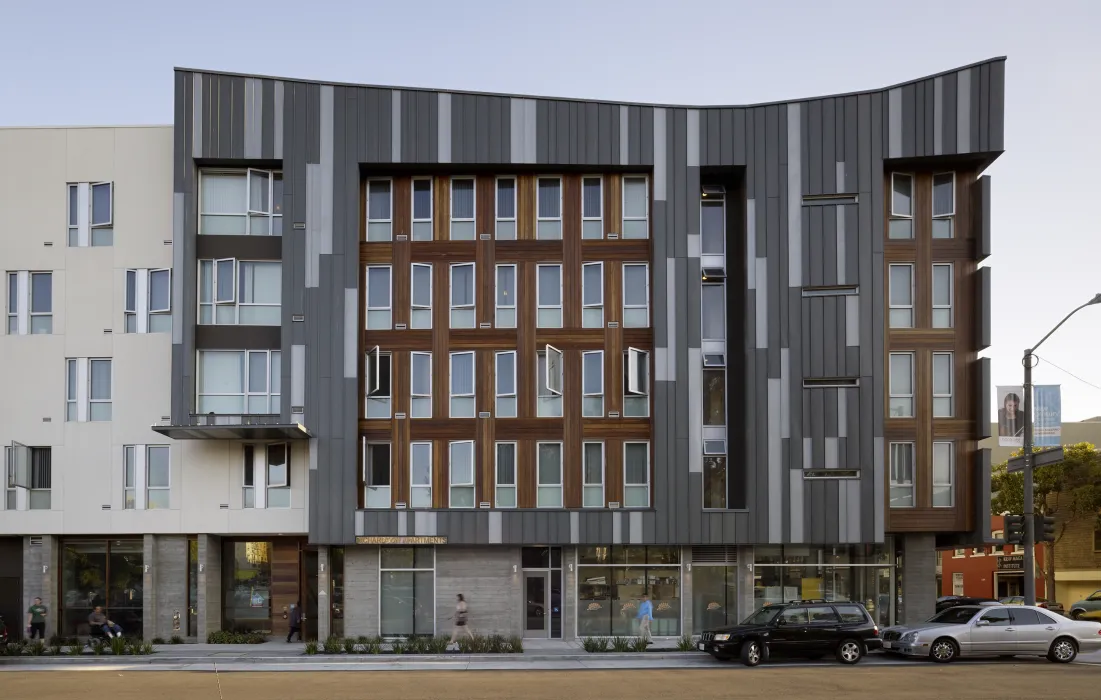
[355,536,447,545]
[997,386,1026,447]
[996,554,1024,571]
[1033,385,1062,447]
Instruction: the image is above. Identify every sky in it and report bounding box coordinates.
[2,0,1099,421]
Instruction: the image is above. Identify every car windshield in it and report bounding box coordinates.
[740,607,781,626]
[928,606,980,624]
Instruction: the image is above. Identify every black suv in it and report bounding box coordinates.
[698,599,882,666]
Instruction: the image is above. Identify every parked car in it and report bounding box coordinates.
[697,599,881,666]
[935,596,1000,613]
[1069,590,1101,621]
[881,604,1101,663]
[1000,596,1065,615]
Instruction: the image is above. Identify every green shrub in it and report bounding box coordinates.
[48,634,65,646]
[610,636,634,652]
[631,637,649,652]
[207,630,266,644]
[142,642,156,655]
[49,644,62,656]
[151,637,165,645]
[389,638,407,655]
[356,635,370,645]
[109,637,128,656]
[28,640,46,656]
[304,641,319,655]
[91,640,106,656]
[322,636,344,654]
[676,634,696,652]
[581,636,609,653]
[170,635,185,645]
[425,636,450,654]
[343,637,357,654]
[366,636,382,654]
[506,635,523,653]
[67,643,84,656]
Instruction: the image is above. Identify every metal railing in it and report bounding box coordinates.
[185,413,283,427]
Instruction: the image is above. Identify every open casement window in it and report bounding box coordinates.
[582,350,604,417]
[582,176,603,239]
[495,442,517,508]
[537,347,564,418]
[366,265,393,330]
[495,177,517,240]
[703,365,726,427]
[624,347,650,417]
[450,178,476,240]
[495,264,516,328]
[366,179,393,242]
[124,446,137,509]
[409,442,433,508]
[495,350,517,418]
[623,442,650,508]
[410,263,432,329]
[932,172,955,239]
[215,258,237,305]
[449,440,476,508]
[449,351,475,418]
[622,176,649,239]
[363,441,392,508]
[242,446,255,508]
[411,178,433,241]
[582,442,604,508]
[450,262,476,328]
[124,270,138,332]
[536,442,563,508]
[703,440,728,510]
[701,283,725,340]
[365,346,392,418]
[536,264,562,328]
[410,351,432,418]
[266,443,291,508]
[888,173,914,239]
[582,262,603,328]
[536,177,563,240]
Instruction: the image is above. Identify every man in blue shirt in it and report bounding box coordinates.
[636,594,653,644]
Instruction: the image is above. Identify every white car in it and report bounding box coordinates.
[881,604,1101,663]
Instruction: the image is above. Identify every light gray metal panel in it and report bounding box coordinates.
[389,89,401,162]
[438,92,451,163]
[629,511,643,544]
[887,88,902,158]
[933,76,944,155]
[686,109,700,167]
[305,163,320,288]
[665,258,677,377]
[273,80,284,160]
[397,511,408,537]
[746,199,756,289]
[789,470,804,542]
[653,107,666,201]
[244,77,261,159]
[192,74,203,158]
[767,377,782,542]
[844,480,860,543]
[618,105,629,165]
[291,344,305,416]
[611,512,622,544]
[872,436,884,541]
[343,288,358,378]
[569,512,579,544]
[779,348,790,440]
[957,69,971,154]
[319,85,334,255]
[824,437,838,469]
[755,259,767,348]
[837,386,848,439]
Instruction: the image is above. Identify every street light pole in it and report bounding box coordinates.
[1021,293,1101,605]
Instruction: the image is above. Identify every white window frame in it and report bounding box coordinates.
[124,445,137,510]
[622,263,650,328]
[145,445,171,510]
[365,265,393,330]
[621,175,650,239]
[199,259,281,326]
[581,175,604,239]
[889,352,914,418]
[364,346,392,418]
[410,263,433,329]
[198,169,283,236]
[88,358,113,422]
[623,441,650,508]
[538,345,564,418]
[450,177,476,240]
[196,350,281,415]
[536,441,563,508]
[363,440,392,509]
[933,352,954,418]
[932,172,955,239]
[700,188,726,256]
[448,440,476,509]
[624,347,650,417]
[495,441,517,508]
[889,441,915,508]
[411,177,433,241]
[265,443,291,508]
[495,176,517,240]
[449,351,475,418]
[7,271,54,336]
[536,263,563,328]
[582,261,604,328]
[932,263,954,329]
[67,181,114,247]
[409,441,433,508]
[450,262,476,329]
[29,271,52,334]
[701,282,725,341]
[495,263,516,328]
[703,363,727,427]
[66,358,77,421]
[889,172,914,240]
[888,263,914,329]
[536,176,563,240]
[582,441,605,508]
[366,178,393,242]
[243,447,256,509]
[67,183,79,246]
[933,441,955,508]
[410,351,432,419]
[582,350,604,418]
[495,350,517,418]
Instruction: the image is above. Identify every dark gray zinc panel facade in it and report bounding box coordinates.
[172,59,1005,546]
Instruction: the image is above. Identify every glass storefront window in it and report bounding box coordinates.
[379,547,434,637]
[61,539,144,637]
[692,566,739,633]
[577,548,681,637]
[331,547,345,639]
[223,541,273,634]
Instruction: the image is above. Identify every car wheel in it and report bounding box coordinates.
[836,639,863,665]
[1070,610,1084,621]
[929,638,958,663]
[740,639,763,667]
[1047,637,1078,663]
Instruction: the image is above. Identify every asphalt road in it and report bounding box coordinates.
[5,666,1101,700]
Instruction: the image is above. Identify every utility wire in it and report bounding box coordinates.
[1032,354,1101,392]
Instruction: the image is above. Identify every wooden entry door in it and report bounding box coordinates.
[270,541,301,639]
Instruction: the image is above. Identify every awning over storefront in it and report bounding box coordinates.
[151,414,312,440]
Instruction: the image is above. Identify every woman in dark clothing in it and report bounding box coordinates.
[998,392,1026,439]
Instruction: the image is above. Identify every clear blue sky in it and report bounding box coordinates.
[3,0,1099,420]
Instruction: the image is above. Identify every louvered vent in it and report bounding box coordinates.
[691,545,738,564]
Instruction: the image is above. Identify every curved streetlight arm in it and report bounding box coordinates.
[1028,293,1101,355]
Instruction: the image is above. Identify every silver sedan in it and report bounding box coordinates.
[880,604,1101,663]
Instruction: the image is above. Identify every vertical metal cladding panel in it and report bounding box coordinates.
[914,80,925,157]
[536,99,551,164]
[599,103,616,164]
[807,100,822,195]
[979,62,991,153]
[261,79,276,159]
[977,357,992,440]
[822,98,836,194]
[230,76,246,159]
[989,60,1005,151]
[969,66,981,155]
[977,265,992,350]
[900,83,916,159]
[941,72,957,155]
[924,79,936,157]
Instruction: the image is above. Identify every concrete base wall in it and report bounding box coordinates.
[902,533,937,625]
[151,535,189,639]
[343,545,379,637]
[435,546,521,638]
[22,536,58,639]
[197,534,221,640]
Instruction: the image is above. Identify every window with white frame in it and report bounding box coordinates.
[888,173,913,239]
[495,350,517,418]
[582,350,604,417]
[889,352,914,418]
[66,358,112,422]
[243,446,256,508]
[124,446,137,509]
[67,181,113,247]
[196,350,281,414]
[624,442,650,508]
[6,271,53,335]
[450,351,475,418]
[450,262,475,328]
[496,177,516,240]
[582,176,603,239]
[537,345,564,418]
[266,443,291,508]
[582,442,604,508]
[623,263,649,327]
[537,442,563,508]
[582,262,604,328]
[199,169,283,235]
[450,177,476,240]
[624,347,650,417]
[199,259,282,325]
[932,173,955,239]
[363,441,392,508]
[496,264,516,328]
[700,187,725,255]
[126,268,172,333]
[537,176,562,239]
[123,445,170,510]
[243,444,292,509]
[367,179,393,241]
[495,442,517,508]
[703,363,726,427]
[411,178,433,241]
[365,347,392,418]
[410,442,433,508]
[889,442,915,507]
[702,283,725,340]
[365,265,392,330]
[933,352,954,418]
[622,176,649,238]
[410,351,432,418]
[703,439,727,509]
[932,263,953,328]
[888,263,914,328]
[449,440,475,508]
[410,263,432,329]
[6,447,53,511]
[933,441,954,507]
[537,263,562,328]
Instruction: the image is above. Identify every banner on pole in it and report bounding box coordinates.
[1033,384,1062,447]
[997,386,1026,447]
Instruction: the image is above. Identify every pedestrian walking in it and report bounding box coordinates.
[26,597,47,640]
[449,594,474,647]
[286,601,303,643]
[637,593,653,644]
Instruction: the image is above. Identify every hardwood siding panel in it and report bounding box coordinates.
[432,262,449,419]
[563,175,582,328]
[606,260,623,414]
[495,422,566,441]
[408,242,478,261]
[391,351,409,506]
[270,541,300,638]
[563,346,583,507]
[477,177,496,326]
[434,175,449,241]
[393,177,411,241]
[495,240,563,262]
[517,439,535,508]
[605,437,623,506]
[580,241,650,260]
[604,175,621,238]
[433,437,447,508]
[393,238,411,329]
[361,245,395,263]
[517,175,535,240]
[517,261,537,418]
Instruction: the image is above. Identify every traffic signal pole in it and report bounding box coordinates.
[1022,349,1037,606]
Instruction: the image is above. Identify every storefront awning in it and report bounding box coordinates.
[151,414,313,440]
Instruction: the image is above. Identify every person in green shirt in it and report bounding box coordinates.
[26,597,47,640]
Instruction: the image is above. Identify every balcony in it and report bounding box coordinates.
[151,413,312,440]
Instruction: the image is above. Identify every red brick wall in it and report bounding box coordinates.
[939,515,1047,598]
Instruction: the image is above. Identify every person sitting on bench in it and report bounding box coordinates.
[88,607,123,638]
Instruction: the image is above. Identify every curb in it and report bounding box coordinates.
[0,651,696,666]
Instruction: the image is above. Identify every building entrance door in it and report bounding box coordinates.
[524,572,549,638]
[997,573,1023,599]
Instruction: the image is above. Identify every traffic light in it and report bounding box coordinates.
[1004,514,1025,544]
[1037,515,1057,543]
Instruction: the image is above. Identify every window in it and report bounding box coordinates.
[5,272,13,335]
[410,352,432,419]
[583,350,604,417]
[933,352,954,418]
[196,350,281,414]
[889,173,913,239]
[3,446,51,511]
[67,182,114,247]
[889,353,914,418]
[979,608,1012,627]
[411,178,433,241]
[700,189,725,255]
[624,442,650,508]
[703,365,726,426]
[537,442,563,508]
[126,269,172,333]
[888,264,914,328]
[367,179,393,241]
[266,443,290,508]
[495,351,517,418]
[6,271,52,335]
[972,546,986,557]
[538,346,564,418]
[410,442,432,508]
[365,348,392,418]
[496,177,516,240]
[537,177,562,239]
[364,442,392,508]
[932,263,953,328]
[449,441,475,508]
[953,548,966,558]
[243,447,256,508]
[933,442,954,507]
[582,176,603,239]
[365,265,392,330]
[702,283,725,340]
[198,259,281,325]
[582,262,604,328]
[450,177,475,240]
[449,351,475,418]
[146,446,170,509]
[703,440,727,509]
[622,176,649,239]
[537,264,563,328]
[495,264,516,328]
[495,442,517,508]
[124,446,137,509]
[889,442,915,507]
[379,547,435,637]
[66,358,112,422]
[932,173,955,239]
[199,169,283,235]
[952,571,964,595]
[624,347,650,417]
[410,264,432,329]
[583,442,604,508]
[623,263,649,327]
[26,447,52,510]
[450,263,475,328]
